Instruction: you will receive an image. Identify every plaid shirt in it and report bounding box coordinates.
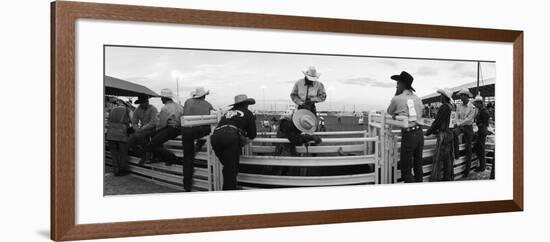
[290,78,327,106]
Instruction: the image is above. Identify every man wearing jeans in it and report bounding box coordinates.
[127,95,158,158]
[387,71,425,183]
[141,88,183,165]
[181,87,214,192]
[453,88,476,177]
[473,95,490,172]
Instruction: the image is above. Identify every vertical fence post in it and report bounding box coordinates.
[206,136,213,191]
[380,112,386,184]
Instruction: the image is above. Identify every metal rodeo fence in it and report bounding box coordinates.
[368,112,495,183]
[105,112,494,191]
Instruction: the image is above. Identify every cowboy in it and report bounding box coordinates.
[141,88,184,165]
[290,66,327,114]
[211,94,257,190]
[452,88,476,177]
[275,109,322,156]
[318,116,327,132]
[181,87,214,191]
[386,71,424,183]
[425,89,454,181]
[105,101,132,176]
[127,95,158,158]
[473,95,490,173]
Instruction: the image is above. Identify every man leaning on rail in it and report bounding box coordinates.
[181,87,214,192]
[127,95,158,160]
[425,89,454,182]
[211,94,257,190]
[386,71,425,183]
[141,88,184,165]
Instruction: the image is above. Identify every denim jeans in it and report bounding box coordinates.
[453,125,473,176]
[144,126,181,163]
[181,125,211,191]
[400,128,424,183]
[108,140,129,174]
[128,129,156,156]
[473,128,488,171]
[211,127,241,190]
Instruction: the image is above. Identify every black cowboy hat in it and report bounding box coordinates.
[229,94,256,106]
[134,95,150,104]
[391,71,416,92]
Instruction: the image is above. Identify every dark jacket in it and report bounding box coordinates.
[217,106,257,139]
[426,103,452,136]
[475,106,491,134]
[277,118,309,146]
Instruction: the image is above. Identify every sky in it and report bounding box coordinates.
[105,46,496,112]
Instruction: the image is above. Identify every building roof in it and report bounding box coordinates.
[421,77,495,104]
[104,75,159,97]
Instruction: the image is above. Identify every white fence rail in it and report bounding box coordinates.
[105,112,495,191]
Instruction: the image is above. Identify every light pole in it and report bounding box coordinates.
[260,85,267,112]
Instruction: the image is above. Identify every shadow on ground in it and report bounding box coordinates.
[104,166,181,196]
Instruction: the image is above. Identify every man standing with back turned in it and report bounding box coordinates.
[181,87,214,192]
[387,71,425,183]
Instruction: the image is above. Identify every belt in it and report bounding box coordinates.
[215,124,240,132]
[401,125,422,133]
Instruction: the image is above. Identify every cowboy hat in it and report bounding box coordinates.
[230,94,256,106]
[292,109,317,134]
[473,95,484,103]
[134,95,150,104]
[302,66,320,81]
[391,71,415,92]
[456,88,473,97]
[160,88,174,99]
[436,88,452,101]
[191,87,210,98]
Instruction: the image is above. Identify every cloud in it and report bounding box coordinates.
[340,77,394,88]
[415,66,438,76]
[170,70,184,80]
[450,63,466,71]
[378,59,398,68]
[459,70,477,78]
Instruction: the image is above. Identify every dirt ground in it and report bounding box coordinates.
[104,165,492,195]
[104,115,492,195]
[104,166,181,196]
[458,167,493,180]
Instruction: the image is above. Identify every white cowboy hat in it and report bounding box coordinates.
[436,88,453,101]
[292,109,317,134]
[474,95,484,102]
[191,87,210,98]
[456,88,472,97]
[302,66,320,81]
[160,88,174,99]
[230,94,256,106]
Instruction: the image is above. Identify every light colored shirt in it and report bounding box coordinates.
[386,90,424,124]
[131,104,158,132]
[157,101,184,129]
[290,78,327,105]
[456,101,475,126]
[183,98,214,116]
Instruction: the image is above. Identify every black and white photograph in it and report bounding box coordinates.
[104,45,496,195]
